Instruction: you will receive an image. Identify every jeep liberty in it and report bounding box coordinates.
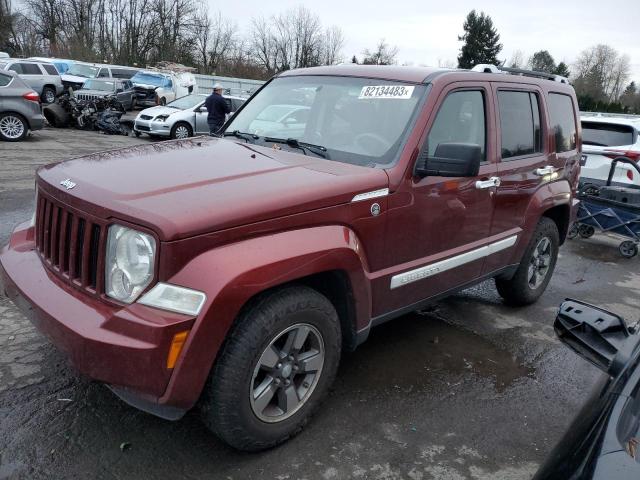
[0,64,581,451]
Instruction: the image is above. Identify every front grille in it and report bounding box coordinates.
[136,125,151,131]
[76,93,102,102]
[140,114,153,120]
[35,191,105,294]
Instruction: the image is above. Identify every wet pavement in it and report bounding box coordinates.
[1,128,639,479]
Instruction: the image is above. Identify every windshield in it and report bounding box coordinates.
[132,72,168,87]
[167,94,207,110]
[67,64,99,78]
[82,79,115,91]
[225,75,426,167]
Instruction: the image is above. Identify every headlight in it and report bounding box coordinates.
[155,114,169,122]
[105,225,156,303]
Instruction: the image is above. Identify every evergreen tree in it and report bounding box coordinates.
[351,55,358,64]
[457,10,502,69]
[553,62,570,78]
[529,50,556,73]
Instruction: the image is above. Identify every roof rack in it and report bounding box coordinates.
[471,64,570,84]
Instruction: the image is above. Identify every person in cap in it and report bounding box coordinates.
[204,83,231,135]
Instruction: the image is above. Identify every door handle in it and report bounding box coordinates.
[475,177,501,189]
[534,165,558,176]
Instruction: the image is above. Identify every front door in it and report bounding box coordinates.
[375,85,498,316]
[194,103,209,134]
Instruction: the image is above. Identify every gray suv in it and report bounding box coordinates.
[0,59,63,104]
[0,70,44,141]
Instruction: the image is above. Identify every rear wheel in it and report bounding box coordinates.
[0,112,28,141]
[170,122,192,139]
[495,217,559,305]
[578,224,595,239]
[200,286,341,451]
[619,241,638,259]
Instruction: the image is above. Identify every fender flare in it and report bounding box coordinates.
[158,225,371,409]
[513,179,572,261]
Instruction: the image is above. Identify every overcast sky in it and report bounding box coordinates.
[215,0,640,83]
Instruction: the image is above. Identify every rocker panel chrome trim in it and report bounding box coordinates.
[389,235,518,289]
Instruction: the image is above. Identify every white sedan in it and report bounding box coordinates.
[133,94,245,139]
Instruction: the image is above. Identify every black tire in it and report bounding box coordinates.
[170,121,193,139]
[43,104,70,128]
[495,217,559,306]
[159,97,166,106]
[133,130,141,137]
[0,112,28,141]
[129,97,137,111]
[41,86,56,104]
[619,241,638,259]
[578,224,595,239]
[200,286,341,451]
[567,223,578,240]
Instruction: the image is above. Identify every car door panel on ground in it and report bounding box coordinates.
[374,84,498,316]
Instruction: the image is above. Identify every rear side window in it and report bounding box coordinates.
[42,64,58,75]
[0,73,11,87]
[20,63,42,74]
[111,68,135,79]
[98,68,110,78]
[498,90,542,159]
[582,121,635,147]
[427,90,486,160]
[548,93,577,152]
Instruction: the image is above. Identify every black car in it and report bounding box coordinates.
[535,300,640,479]
[74,78,137,110]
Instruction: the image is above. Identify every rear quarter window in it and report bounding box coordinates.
[41,64,58,75]
[548,93,577,152]
[581,121,635,147]
[0,72,11,87]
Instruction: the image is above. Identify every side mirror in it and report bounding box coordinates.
[415,142,481,177]
[555,299,633,376]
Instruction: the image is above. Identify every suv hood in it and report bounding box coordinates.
[77,89,110,96]
[37,137,389,241]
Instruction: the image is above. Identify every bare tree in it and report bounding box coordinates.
[508,50,525,68]
[573,44,631,102]
[362,39,399,65]
[322,25,344,65]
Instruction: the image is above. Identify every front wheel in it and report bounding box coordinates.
[495,217,559,306]
[200,286,341,451]
[170,121,192,139]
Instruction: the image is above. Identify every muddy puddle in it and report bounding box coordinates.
[339,310,534,393]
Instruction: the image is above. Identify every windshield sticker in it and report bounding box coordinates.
[359,85,415,99]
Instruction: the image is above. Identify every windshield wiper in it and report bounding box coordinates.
[263,137,329,159]
[224,130,259,143]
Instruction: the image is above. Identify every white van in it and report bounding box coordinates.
[130,70,196,107]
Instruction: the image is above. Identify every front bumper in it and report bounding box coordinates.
[0,224,194,407]
[134,118,171,136]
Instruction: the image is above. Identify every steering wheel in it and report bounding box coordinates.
[354,133,392,154]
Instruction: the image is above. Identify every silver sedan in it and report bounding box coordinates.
[133,94,245,139]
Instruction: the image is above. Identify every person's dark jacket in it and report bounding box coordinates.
[204,92,231,126]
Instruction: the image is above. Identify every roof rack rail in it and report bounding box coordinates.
[471,64,570,84]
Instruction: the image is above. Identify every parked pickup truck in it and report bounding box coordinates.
[0,64,581,451]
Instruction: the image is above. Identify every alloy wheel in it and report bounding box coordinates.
[175,125,190,138]
[528,236,552,289]
[43,89,55,103]
[250,323,325,423]
[0,115,25,139]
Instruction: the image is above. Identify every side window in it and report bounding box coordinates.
[8,63,23,74]
[427,90,486,161]
[97,68,110,78]
[21,63,42,74]
[0,73,11,87]
[548,93,577,152]
[498,90,542,159]
[42,64,58,75]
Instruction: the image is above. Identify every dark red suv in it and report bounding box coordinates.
[0,64,581,450]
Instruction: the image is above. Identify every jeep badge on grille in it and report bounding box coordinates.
[60,179,76,190]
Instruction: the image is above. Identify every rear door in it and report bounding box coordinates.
[483,84,550,273]
[581,120,639,186]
